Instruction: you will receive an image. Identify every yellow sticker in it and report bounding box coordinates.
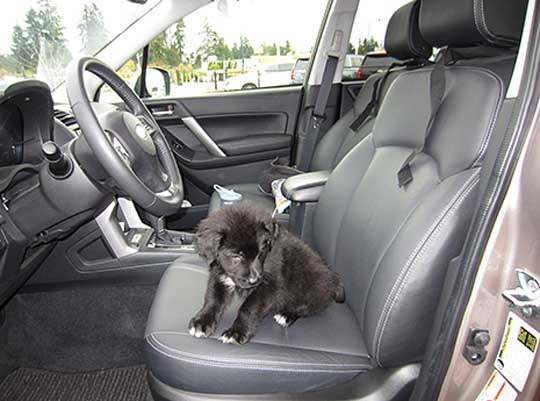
[495,312,539,391]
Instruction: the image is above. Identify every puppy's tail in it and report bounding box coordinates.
[333,281,346,304]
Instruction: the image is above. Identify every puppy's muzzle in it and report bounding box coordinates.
[248,267,261,285]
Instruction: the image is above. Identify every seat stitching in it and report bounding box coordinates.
[359,153,441,331]
[471,70,504,168]
[375,173,480,365]
[397,66,503,169]
[147,333,370,369]
[473,0,516,45]
[326,135,376,266]
[372,170,480,364]
[149,330,371,361]
[146,334,371,372]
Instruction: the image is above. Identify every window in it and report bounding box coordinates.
[342,0,411,82]
[106,0,328,100]
[0,0,160,90]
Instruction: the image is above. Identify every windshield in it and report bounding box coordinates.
[0,0,160,90]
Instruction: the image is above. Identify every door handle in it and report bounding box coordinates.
[152,110,174,117]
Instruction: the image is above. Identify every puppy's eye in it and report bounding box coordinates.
[238,251,245,257]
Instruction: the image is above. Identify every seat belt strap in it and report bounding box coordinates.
[397,50,449,188]
[349,75,383,131]
[349,60,422,132]
[296,54,339,171]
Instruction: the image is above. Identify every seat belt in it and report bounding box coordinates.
[397,50,449,188]
[349,60,426,132]
[348,75,384,131]
[296,53,339,171]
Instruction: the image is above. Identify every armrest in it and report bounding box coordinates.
[282,170,330,203]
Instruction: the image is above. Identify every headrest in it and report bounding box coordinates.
[385,1,432,61]
[419,0,527,49]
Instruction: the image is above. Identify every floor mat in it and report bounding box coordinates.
[0,366,151,401]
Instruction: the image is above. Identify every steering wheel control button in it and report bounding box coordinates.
[42,141,73,179]
[135,124,149,140]
[111,136,131,165]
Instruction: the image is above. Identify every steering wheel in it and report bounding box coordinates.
[66,57,183,216]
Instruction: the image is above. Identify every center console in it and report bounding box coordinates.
[95,198,197,260]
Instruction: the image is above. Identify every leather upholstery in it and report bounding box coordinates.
[145,258,372,394]
[419,0,527,48]
[207,1,428,215]
[282,170,330,203]
[313,64,505,367]
[145,1,521,397]
[385,1,432,61]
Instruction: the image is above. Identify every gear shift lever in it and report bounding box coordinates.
[146,213,184,246]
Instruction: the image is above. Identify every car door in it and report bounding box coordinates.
[118,0,330,229]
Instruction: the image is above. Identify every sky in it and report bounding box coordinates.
[0,0,410,58]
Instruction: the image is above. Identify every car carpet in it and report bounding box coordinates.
[0,285,156,382]
[0,365,151,401]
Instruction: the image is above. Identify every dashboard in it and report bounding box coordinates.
[0,80,106,308]
[0,104,24,167]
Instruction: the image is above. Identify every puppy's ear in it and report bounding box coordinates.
[196,220,225,266]
[259,219,280,249]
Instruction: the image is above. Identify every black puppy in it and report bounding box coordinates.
[189,203,344,345]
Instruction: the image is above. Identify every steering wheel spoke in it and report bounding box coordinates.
[67,57,183,216]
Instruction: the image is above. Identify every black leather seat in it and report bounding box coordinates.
[145,257,372,394]
[145,0,526,398]
[208,2,432,215]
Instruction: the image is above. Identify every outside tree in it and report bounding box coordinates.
[170,20,186,64]
[10,25,31,75]
[198,19,230,61]
[149,32,171,67]
[5,0,71,82]
[261,42,277,56]
[78,3,108,55]
[279,40,292,56]
[24,8,42,73]
[34,0,71,86]
[348,42,356,54]
[357,37,380,55]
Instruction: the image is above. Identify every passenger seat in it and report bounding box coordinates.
[208,1,432,215]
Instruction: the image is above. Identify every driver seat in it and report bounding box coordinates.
[144,0,525,398]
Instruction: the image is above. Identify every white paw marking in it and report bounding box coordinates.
[273,314,288,327]
[189,326,207,338]
[219,275,236,291]
[219,334,237,344]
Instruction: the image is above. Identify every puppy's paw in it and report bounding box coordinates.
[273,313,297,328]
[188,315,217,338]
[219,327,251,345]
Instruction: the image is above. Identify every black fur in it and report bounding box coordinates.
[189,203,344,345]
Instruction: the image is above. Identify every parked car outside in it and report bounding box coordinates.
[291,57,309,84]
[341,54,364,81]
[357,51,400,80]
[223,61,294,90]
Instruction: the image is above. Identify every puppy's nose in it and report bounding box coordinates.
[248,269,260,284]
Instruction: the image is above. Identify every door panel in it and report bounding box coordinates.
[143,87,303,228]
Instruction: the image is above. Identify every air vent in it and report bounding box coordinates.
[54,109,80,134]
